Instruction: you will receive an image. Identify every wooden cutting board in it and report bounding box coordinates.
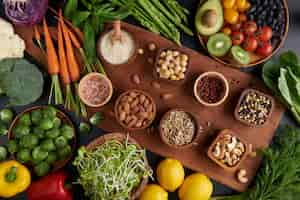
[15,22,285,192]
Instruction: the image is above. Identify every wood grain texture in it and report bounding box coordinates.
[14,22,285,192]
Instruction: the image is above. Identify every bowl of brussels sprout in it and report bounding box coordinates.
[7,106,76,177]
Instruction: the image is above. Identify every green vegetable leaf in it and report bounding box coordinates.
[279,50,298,66]
[262,59,281,95]
[278,68,292,105]
[64,0,78,19]
[83,20,96,64]
[0,59,44,106]
[71,11,91,27]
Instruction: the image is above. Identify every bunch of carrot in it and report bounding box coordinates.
[36,10,89,117]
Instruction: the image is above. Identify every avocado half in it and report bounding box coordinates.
[195,0,224,36]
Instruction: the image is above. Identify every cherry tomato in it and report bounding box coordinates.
[243,21,258,35]
[239,14,247,22]
[231,23,242,31]
[257,26,273,42]
[243,36,258,52]
[256,41,273,57]
[223,0,236,9]
[231,31,245,45]
[222,27,232,35]
[224,8,239,24]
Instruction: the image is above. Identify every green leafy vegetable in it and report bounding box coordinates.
[262,51,300,125]
[64,0,78,19]
[212,126,300,200]
[73,138,152,200]
[0,58,44,106]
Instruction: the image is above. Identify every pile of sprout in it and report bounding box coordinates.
[73,138,153,200]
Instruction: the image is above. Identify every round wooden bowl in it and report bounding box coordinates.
[197,0,289,68]
[97,27,138,67]
[159,109,200,149]
[86,133,149,200]
[8,106,76,171]
[78,72,113,107]
[193,71,229,107]
[114,89,157,131]
[153,47,191,85]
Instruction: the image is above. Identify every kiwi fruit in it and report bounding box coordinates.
[207,33,232,57]
[231,46,251,65]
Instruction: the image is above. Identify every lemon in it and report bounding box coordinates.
[178,173,213,200]
[156,158,185,192]
[139,184,168,200]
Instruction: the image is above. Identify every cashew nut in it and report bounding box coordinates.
[236,142,245,153]
[227,136,237,152]
[233,148,243,156]
[237,169,248,183]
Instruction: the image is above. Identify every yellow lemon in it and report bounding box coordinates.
[178,173,213,200]
[139,184,168,200]
[156,158,185,192]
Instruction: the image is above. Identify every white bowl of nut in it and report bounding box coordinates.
[154,47,190,84]
[114,90,157,131]
[207,129,249,171]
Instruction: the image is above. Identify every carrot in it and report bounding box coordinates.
[59,10,80,82]
[43,18,60,75]
[68,29,81,49]
[58,24,70,85]
[33,25,41,41]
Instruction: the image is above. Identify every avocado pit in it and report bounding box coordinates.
[202,10,217,28]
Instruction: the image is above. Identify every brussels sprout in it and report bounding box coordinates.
[58,145,71,158]
[0,146,8,161]
[41,139,56,151]
[45,151,57,164]
[55,136,67,148]
[31,109,42,125]
[0,108,14,124]
[89,112,104,126]
[46,129,60,139]
[0,123,8,136]
[19,113,31,126]
[20,134,39,149]
[53,117,62,129]
[40,119,54,130]
[79,122,91,134]
[32,146,48,162]
[60,125,74,140]
[7,140,18,154]
[34,162,50,177]
[17,149,31,163]
[32,127,45,139]
[14,124,30,138]
[43,106,57,119]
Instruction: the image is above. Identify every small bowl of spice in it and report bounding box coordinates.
[159,109,198,149]
[194,71,229,107]
[207,129,248,171]
[154,48,190,83]
[234,89,274,126]
[115,90,156,130]
[79,73,113,107]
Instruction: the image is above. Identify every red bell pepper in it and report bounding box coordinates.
[27,171,73,200]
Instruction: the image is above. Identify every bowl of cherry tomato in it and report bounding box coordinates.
[195,0,289,68]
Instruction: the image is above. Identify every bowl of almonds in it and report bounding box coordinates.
[207,129,249,171]
[154,48,190,84]
[115,90,157,131]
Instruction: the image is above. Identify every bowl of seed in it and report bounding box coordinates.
[194,71,229,107]
[154,48,190,84]
[159,109,198,149]
[234,89,274,126]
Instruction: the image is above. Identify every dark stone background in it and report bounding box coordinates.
[0,0,299,199]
